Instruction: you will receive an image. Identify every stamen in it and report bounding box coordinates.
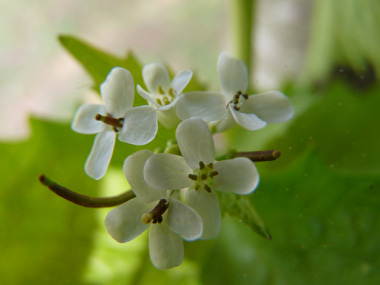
[168,88,175,97]
[156,98,163,105]
[188,174,198,181]
[199,161,205,170]
[141,199,169,224]
[163,97,170,105]
[207,163,213,169]
[242,94,248,99]
[203,185,211,193]
[95,114,123,129]
[158,85,166,95]
[209,171,219,178]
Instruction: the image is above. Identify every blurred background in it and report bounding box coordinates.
[1,0,379,284]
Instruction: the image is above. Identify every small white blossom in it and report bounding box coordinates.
[143,117,260,239]
[105,150,203,270]
[176,52,294,132]
[137,63,192,129]
[72,67,158,180]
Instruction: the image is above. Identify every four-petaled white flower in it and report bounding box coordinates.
[105,149,203,270]
[176,52,295,132]
[143,117,260,239]
[72,67,158,180]
[137,63,192,129]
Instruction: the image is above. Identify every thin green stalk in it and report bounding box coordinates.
[229,0,255,73]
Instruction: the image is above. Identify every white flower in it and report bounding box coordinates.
[143,117,259,239]
[137,63,192,129]
[72,67,158,180]
[105,149,203,270]
[176,52,294,132]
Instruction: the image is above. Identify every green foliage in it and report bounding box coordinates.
[199,150,380,284]
[0,118,99,284]
[219,193,271,240]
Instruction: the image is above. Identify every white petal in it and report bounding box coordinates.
[123,150,167,203]
[186,189,221,240]
[217,52,248,99]
[101,67,134,117]
[176,92,228,122]
[144,153,193,190]
[166,198,203,241]
[176,117,215,169]
[104,198,152,243]
[213,158,259,194]
[142,63,171,93]
[149,222,184,270]
[118,106,158,145]
[156,104,181,129]
[85,131,116,180]
[170,69,193,95]
[136,85,160,107]
[213,112,236,133]
[240,91,294,123]
[71,104,106,134]
[229,105,267,131]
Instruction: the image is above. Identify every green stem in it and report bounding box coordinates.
[229,0,255,73]
[39,174,135,208]
[216,150,281,162]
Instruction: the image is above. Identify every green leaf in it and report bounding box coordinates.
[198,150,380,284]
[0,118,100,284]
[219,193,271,240]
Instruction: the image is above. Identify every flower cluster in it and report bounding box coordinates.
[71,52,294,269]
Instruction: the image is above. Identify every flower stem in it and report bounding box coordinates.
[229,0,255,73]
[39,174,135,208]
[234,150,281,162]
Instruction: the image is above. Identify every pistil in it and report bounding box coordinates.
[142,199,169,224]
[95,114,123,130]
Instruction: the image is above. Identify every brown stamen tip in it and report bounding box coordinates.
[204,185,211,193]
[199,161,205,170]
[188,174,198,181]
[95,114,102,121]
[209,171,219,178]
[201,173,208,180]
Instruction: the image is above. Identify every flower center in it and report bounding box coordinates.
[141,199,169,224]
[227,90,248,111]
[155,85,176,106]
[95,114,124,132]
[188,161,219,193]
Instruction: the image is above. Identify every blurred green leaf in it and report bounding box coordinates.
[219,193,271,240]
[0,118,100,284]
[199,150,380,284]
